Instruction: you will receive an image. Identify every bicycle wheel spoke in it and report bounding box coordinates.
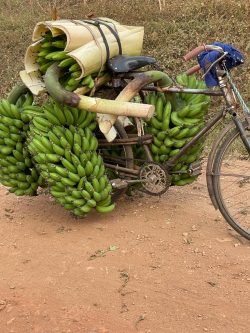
[216,177,247,192]
[220,186,250,201]
[218,172,250,177]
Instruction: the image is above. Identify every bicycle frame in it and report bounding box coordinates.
[101,65,250,179]
[163,68,250,169]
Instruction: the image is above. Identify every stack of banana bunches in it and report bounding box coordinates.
[37,31,102,91]
[0,28,210,217]
[0,95,115,216]
[144,74,210,186]
[0,30,116,217]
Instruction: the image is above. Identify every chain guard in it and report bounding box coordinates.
[139,162,171,196]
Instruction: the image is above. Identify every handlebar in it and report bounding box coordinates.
[183,45,206,61]
[186,64,201,75]
[184,44,225,61]
[184,44,226,76]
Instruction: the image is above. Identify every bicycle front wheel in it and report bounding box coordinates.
[213,122,250,240]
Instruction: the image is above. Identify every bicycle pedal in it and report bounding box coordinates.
[188,161,202,176]
[111,178,146,189]
[110,178,128,189]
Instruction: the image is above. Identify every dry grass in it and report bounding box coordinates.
[0,0,250,102]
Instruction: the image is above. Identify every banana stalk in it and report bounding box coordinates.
[99,71,173,136]
[44,64,156,140]
[77,95,154,119]
[7,83,29,104]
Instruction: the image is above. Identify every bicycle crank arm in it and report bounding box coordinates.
[111,178,145,189]
[188,161,202,176]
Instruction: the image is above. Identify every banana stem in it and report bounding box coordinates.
[44,64,154,118]
[44,63,81,106]
[44,64,172,140]
[44,64,112,106]
[7,82,29,104]
[138,70,173,87]
[99,71,173,135]
[78,95,154,118]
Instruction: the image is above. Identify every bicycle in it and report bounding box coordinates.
[8,44,250,240]
[94,44,250,240]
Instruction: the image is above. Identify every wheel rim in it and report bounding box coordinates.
[214,127,250,238]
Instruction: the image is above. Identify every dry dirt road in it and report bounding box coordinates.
[0,174,249,333]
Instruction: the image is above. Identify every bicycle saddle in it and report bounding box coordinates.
[107,55,156,73]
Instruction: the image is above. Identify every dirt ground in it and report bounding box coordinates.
[0,173,249,333]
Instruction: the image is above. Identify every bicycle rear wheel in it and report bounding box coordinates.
[212,122,250,240]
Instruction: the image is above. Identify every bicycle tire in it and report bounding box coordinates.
[212,122,250,240]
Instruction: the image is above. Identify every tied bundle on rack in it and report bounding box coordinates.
[20,17,146,141]
[21,18,144,95]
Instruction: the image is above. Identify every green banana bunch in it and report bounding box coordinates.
[0,97,40,195]
[26,100,115,216]
[144,92,172,163]
[36,32,102,92]
[144,74,211,186]
[25,100,97,137]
